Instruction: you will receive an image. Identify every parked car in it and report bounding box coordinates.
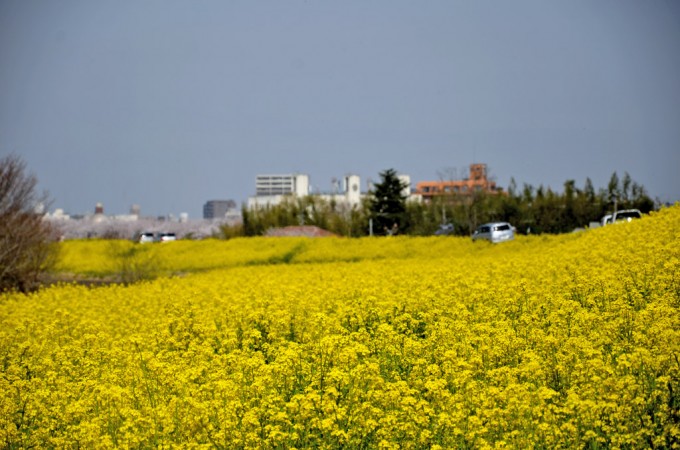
[434,223,455,236]
[612,209,642,223]
[135,232,155,243]
[472,222,515,243]
[155,232,177,242]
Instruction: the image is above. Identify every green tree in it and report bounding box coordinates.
[370,169,408,235]
[238,196,371,237]
[607,172,621,209]
[621,172,632,204]
[563,179,577,231]
[405,200,441,236]
[572,177,603,227]
[629,181,655,213]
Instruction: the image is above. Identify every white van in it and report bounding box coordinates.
[601,209,642,225]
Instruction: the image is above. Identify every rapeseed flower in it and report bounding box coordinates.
[1,206,679,448]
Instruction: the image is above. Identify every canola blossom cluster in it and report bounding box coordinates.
[1,207,679,449]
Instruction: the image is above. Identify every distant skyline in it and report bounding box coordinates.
[1,1,679,218]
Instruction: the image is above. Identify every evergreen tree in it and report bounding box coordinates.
[584,177,596,202]
[607,172,620,209]
[563,179,577,231]
[507,177,518,199]
[370,169,408,235]
[621,172,632,204]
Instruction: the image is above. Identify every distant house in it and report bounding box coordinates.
[265,225,337,237]
[414,163,503,201]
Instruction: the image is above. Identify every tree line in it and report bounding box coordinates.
[227,169,656,238]
[0,153,658,292]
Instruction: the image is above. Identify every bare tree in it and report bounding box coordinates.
[0,155,59,292]
[436,166,459,184]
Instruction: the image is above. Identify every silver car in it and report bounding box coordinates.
[472,222,515,243]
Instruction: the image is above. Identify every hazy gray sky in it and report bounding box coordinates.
[1,1,679,218]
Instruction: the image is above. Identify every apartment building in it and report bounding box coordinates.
[248,174,310,208]
[255,174,309,197]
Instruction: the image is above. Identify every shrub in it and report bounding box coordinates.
[108,240,161,285]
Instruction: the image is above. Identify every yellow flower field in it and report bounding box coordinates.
[2,207,679,448]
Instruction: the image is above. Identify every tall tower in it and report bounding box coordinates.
[398,174,411,198]
[344,174,361,206]
[469,163,487,181]
[293,174,310,197]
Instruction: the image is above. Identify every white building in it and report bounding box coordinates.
[257,174,309,196]
[316,174,362,207]
[247,173,411,209]
[248,174,310,208]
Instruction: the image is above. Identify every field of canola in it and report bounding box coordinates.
[1,206,679,449]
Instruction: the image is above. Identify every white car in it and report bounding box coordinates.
[135,232,155,243]
[472,222,515,243]
[155,232,177,242]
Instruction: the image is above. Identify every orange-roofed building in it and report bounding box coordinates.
[415,163,502,201]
